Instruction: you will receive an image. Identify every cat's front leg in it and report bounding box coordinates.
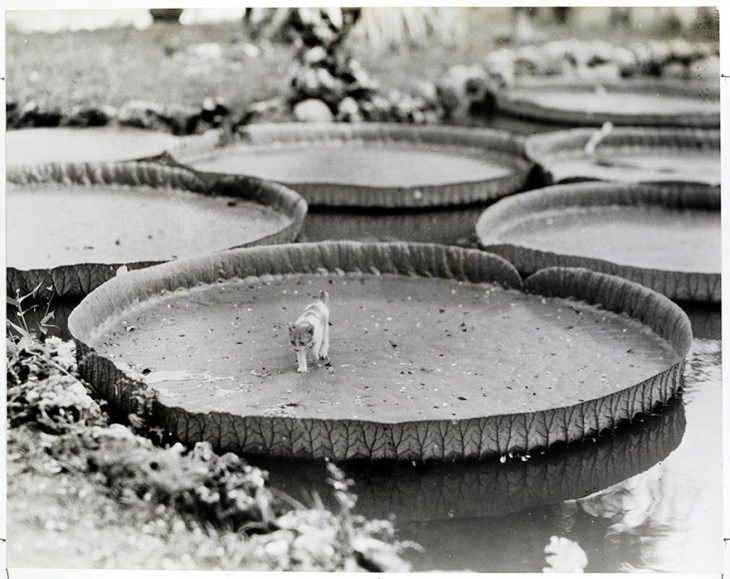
[319,324,329,359]
[296,349,308,373]
[311,333,324,364]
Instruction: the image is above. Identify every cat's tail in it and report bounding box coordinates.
[318,290,330,304]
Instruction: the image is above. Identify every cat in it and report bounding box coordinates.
[585,121,674,173]
[584,121,614,157]
[288,290,330,373]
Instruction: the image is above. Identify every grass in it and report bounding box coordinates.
[6,21,295,114]
[7,447,251,570]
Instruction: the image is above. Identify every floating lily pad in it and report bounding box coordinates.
[174,123,532,208]
[5,126,217,169]
[477,182,720,302]
[7,162,306,299]
[496,79,720,127]
[525,127,720,185]
[68,242,691,461]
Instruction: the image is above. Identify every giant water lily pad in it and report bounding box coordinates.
[477,182,720,302]
[525,127,720,185]
[7,162,306,299]
[5,126,217,169]
[68,242,691,461]
[496,79,720,127]
[174,123,532,208]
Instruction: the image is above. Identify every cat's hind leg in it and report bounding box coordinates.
[318,324,329,359]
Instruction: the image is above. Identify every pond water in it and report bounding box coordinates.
[299,206,485,245]
[7,299,722,572]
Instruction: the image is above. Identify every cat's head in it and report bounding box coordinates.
[288,322,314,351]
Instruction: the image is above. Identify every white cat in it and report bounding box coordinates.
[288,290,330,373]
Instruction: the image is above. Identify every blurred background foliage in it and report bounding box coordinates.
[6,7,719,130]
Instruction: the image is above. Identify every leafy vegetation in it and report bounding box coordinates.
[6,305,415,570]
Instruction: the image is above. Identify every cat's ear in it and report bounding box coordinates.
[287,323,295,335]
[305,323,315,335]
